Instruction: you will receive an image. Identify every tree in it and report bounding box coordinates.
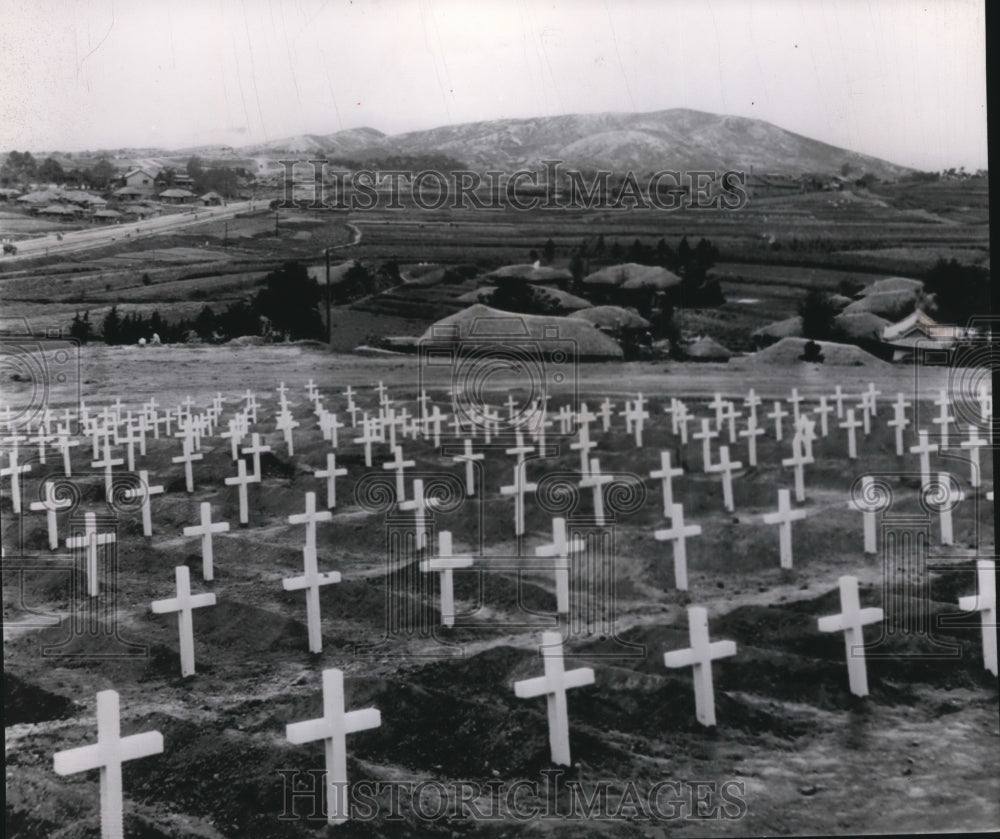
[102,306,122,345]
[542,238,555,263]
[89,158,116,190]
[253,261,325,340]
[798,289,838,340]
[69,311,93,344]
[37,157,65,184]
[186,155,205,182]
[0,151,37,185]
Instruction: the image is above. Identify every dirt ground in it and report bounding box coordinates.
[3,345,996,837]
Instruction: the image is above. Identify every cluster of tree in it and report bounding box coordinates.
[182,157,242,197]
[1,152,117,189]
[71,261,394,345]
[320,153,468,172]
[923,259,990,329]
[797,289,840,340]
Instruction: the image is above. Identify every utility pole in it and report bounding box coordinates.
[223,222,228,248]
[274,209,279,237]
[326,247,332,345]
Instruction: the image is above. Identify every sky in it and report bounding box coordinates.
[0,0,988,171]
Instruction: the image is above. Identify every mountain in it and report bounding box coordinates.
[236,109,909,178]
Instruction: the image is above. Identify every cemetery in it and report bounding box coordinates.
[2,347,996,837]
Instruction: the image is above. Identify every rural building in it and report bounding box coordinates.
[158,188,196,204]
[122,168,158,194]
[199,191,224,206]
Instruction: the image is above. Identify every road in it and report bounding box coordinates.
[1,200,256,262]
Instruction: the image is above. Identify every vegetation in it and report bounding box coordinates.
[797,289,839,340]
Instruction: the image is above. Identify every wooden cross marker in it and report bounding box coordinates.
[382,445,414,503]
[597,398,614,432]
[857,395,872,436]
[674,401,690,444]
[557,404,575,434]
[579,457,613,525]
[739,413,764,467]
[283,541,341,654]
[839,408,862,460]
[654,503,701,590]
[663,606,736,727]
[275,410,300,456]
[505,429,535,465]
[420,530,473,627]
[224,459,253,525]
[221,419,243,461]
[170,437,202,494]
[53,690,163,839]
[788,388,804,424]
[30,424,50,465]
[762,489,806,570]
[514,631,594,766]
[848,476,879,555]
[744,388,762,424]
[692,418,719,473]
[353,418,379,468]
[887,394,911,456]
[286,668,381,825]
[781,434,810,503]
[909,430,939,488]
[959,425,987,488]
[30,480,73,549]
[151,565,216,676]
[817,575,884,696]
[719,401,739,445]
[374,379,388,404]
[627,397,650,447]
[53,433,80,476]
[767,400,787,441]
[930,472,963,546]
[241,433,271,481]
[707,445,742,512]
[1,447,31,514]
[426,404,446,448]
[958,559,997,676]
[650,451,684,517]
[452,438,484,497]
[183,503,230,581]
[931,390,955,449]
[93,437,125,499]
[569,422,595,476]
[316,453,348,509]
[707,392,726,428]
[320,411,345,448]
[832,385,847,419]
[66,513,116,597]
[815,395,833,437]
[399,478,433,550]
[132,470,164,538]
[500,462,538,537]
[504,393,518,421]
[535,518,587,615]
[290,491,333,555]
[863,382,881,415]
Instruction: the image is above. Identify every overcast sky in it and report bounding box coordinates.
[0,0,987,171]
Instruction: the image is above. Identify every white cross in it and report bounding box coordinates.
[739,413,764,467]
[283,540,341,654]
[151,565,216,677]
[316,453,348,509]
[289,491,333,555]
[650,451,683,517]
[29,424,50,464]
[909,430,939,488]
[1,447,31,514]
[286,668,381,825]
[707,445,742,512]
[504,393,518,420]
[929,472,964,546]
[374,380,388,404]
[958,559,997,676]
[183,502,230,581]
[663,606,736,727]
[93,437,125,499]
[654,503,701,591]
[839,408,862,460]
[170,437,202,494]
[857,395,872,436]
[569,422,595,476]
[426,404,446,448]
[535,517,586,614]
[863,382,881,415]
[241,433,271,481]
[832,385,847,419]
[743,388,761,423]
[815,395,833,437]
[767,400,787,441]
[353,418,380,468]
[399,478,433,550]
[131,470,164,538]
[707,392,726,428]
[781,434,811,503]
[224,459,254,525]
[580,457,613,525]
[420,530,473,627]
[452,438,484,497]
[514,631,594,766]
[788,388,804,424]
[275,410,300,456]
[505,430,535,465]
[887,394,911,456]
[848,475,879,555]
[626,397,650,447]
[66,513,116,597]
[719,401,739,445]
[320,411,345,448]
[762,488,806,570]
[53,433,80,476]
[692,419,719,473]
[931,389,955,449]
[597,398,614,432]
[817,575,884,696]
[221,418,244,461]
[959,425,987,488]
[30,480,73,549]
[53,690,163,839]
[500,462,538,537]
[381,445,415,503]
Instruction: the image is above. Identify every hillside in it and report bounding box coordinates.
[236,108,909,177]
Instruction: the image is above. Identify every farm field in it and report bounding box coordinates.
[2,345,995,837]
